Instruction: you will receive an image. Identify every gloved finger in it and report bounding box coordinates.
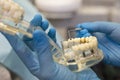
[2,33,41,77]
[30,14,42,27]
[24,14,49,49]
[92,32,120,66]
[48,28,56,42]
[33,30,56,76]
[41,20,49,31]
[80,22,120,44]
[76,29,89,38]
[30,14,49,31]
[77,21,119,34]
[77,68,100,80]
[82,33,92,37]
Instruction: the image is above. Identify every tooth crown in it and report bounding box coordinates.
[61,36,103,72]
[0,0,24,23]
[62,36,97,50]
[62,36,99,62]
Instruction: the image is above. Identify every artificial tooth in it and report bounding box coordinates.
[64,49,75,60]
[73,38,80,44]
[62,41,69,49]
[85,37,89,43]
[80,37,85,43]
[68,39,74,47]
[84,43,90,50]
[92,41,98,48]
[88,42,93,49]
[91,37,98,48]
[88,36,93,42]
[78,44,86,51]
[72,45,79,51]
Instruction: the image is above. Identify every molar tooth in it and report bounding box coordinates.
[62,41,69,49]
[84,43,90,50]
[93,40,98,48]
[88,36,93,42]
[78,44,86,51]
[85,37,89,43]
[73,38,80,44]
[72,45,79,51]
[72,45,80,55]
[88,42,93,49]
[64,49,75,60]
[91,36,98,48]
[68,39,74,47]
[80,37,85,43]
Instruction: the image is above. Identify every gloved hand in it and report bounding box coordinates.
[2,14,100,80]
[76,21,120,67]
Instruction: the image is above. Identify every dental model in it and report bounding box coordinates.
[61,36,103,72]
[0,0,24,23]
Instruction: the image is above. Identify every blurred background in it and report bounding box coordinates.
[1,0,120,80]
[31,0,120,39]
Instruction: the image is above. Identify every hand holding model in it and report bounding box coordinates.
[76,21,120,67]
[1,14,99,80]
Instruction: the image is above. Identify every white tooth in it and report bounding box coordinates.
[80,37,85,43]
[88,36,93,42]
[84,43,90,50]
[91,36,98,48]
[88,42,93,49]
[68,39,74,47]
[78,44,86,51]
[72,45,79,51]
[93,40,98,48]
[76,38,81,43]
[85,37,89,43]
[62,41,69,49]
[64,49,75,59]
[73,38,80,44]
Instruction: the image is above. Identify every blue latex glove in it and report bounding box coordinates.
[76,21,120,67]
[2,14,100,80]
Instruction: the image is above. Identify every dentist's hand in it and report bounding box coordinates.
[76,21,120,67]
[2,14,100,80]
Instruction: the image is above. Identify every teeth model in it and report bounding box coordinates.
[0,0,24,23]
[62,36,103,72]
